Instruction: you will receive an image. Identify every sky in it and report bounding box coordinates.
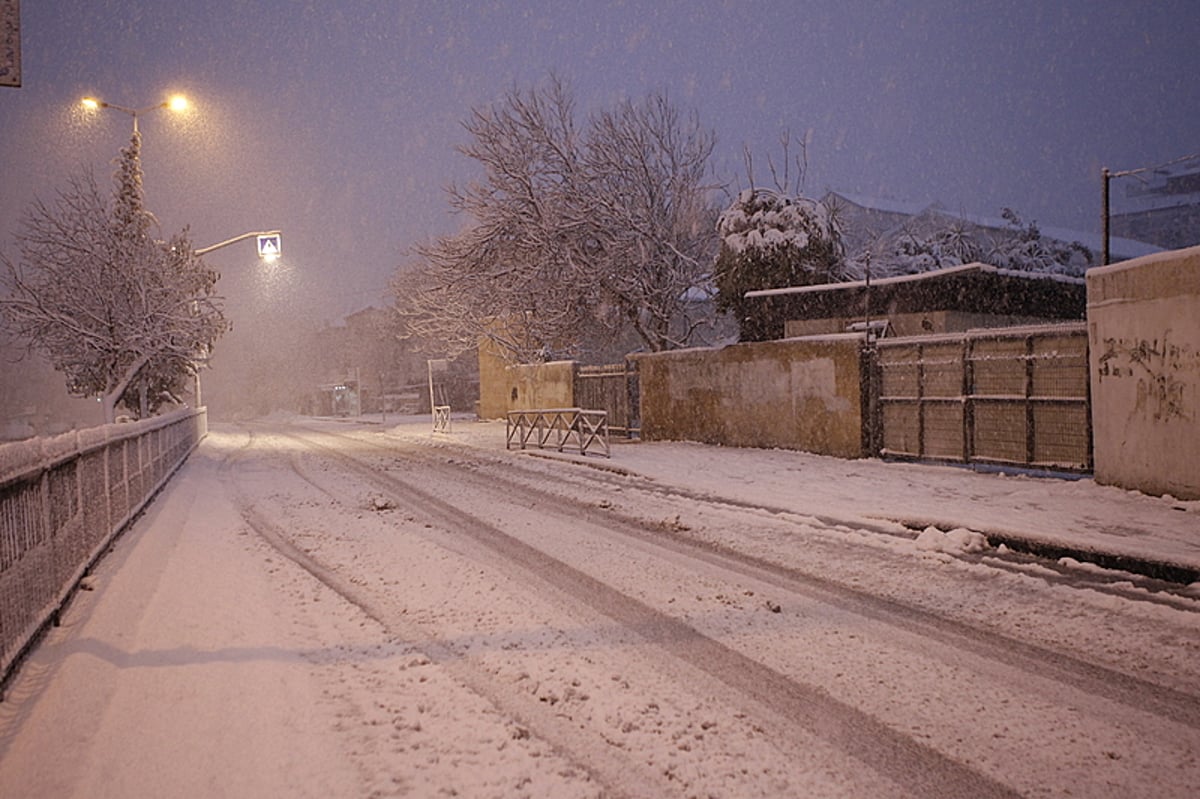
[3,0,1198,323]
[2,1,1198,423]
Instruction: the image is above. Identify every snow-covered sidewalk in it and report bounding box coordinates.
[0,441,368,796]
[377,414,1200,582]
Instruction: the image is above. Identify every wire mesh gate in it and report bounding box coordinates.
[875,324,1092,472]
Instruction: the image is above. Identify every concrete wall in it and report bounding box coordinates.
[506,361,577,412]
[633,335,867,458]
[1087,244,1200,499]
[477,336,511,420]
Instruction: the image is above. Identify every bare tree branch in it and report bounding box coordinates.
[395,77,720,362]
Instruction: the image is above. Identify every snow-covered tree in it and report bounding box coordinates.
[394,76,719,362]
[986,208,1092,275]
[713,187,846,341]
[584,92,720,352]
[0,132,227,422]
[850,208,1093,280]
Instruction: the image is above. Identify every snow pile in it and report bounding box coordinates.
[915,525,990,555]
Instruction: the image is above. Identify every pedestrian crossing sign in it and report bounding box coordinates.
[256,233,281,261]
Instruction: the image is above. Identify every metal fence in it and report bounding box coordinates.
[574,361,639,438]
[875,324,1092,471]
[0,409,206,690]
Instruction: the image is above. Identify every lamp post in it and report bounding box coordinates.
[188,231,284,407]
[81,94,189,133]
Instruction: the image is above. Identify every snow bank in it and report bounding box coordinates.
[915,526,990,555]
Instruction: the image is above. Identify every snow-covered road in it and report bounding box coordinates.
[1,417,1197,797]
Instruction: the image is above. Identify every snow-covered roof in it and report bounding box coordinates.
[921,207,1160,262]
[1115,190,1200,215]
[1116,159,1200,214]
[744,262,1084,299]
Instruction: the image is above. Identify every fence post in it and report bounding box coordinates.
[1024,335,1036,466]
[962,337,974,463]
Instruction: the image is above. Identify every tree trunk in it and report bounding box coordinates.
[102,352,155,424]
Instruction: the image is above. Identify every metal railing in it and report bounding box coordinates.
[1,409,206,692]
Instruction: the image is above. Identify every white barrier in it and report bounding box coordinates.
[505,408,610,457]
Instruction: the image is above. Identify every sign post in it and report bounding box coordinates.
[1,0,20,88]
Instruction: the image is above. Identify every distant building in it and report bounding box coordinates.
[306,306,429,416]
[733,191,1151,342]
[1109,161,1200,250]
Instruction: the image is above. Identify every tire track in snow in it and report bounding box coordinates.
[307,425,1200,732]
[225,430,672,799]
[272,426,1026,798]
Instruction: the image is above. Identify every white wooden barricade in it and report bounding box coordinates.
[505,408,610,457]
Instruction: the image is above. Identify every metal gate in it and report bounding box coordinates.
[876,324,1092,471]
[574,361,640,438]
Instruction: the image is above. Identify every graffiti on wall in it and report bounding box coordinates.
[1097,332,1196,423]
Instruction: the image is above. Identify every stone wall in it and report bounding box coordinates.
[505,361,577,412]
[632,336,867,458]
[477,336,511,420]
[1087,244,1200,499]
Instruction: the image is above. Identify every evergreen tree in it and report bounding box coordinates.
[1,133,227,422]
[713,188,845,341]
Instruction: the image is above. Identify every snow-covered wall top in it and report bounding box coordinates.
[0,408,202,487]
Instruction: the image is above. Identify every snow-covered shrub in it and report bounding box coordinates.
[713,188,846,341]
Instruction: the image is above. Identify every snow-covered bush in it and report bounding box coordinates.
[713,188,846,341]
[986,208,1093,276]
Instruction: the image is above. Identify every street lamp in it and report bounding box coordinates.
[80,93,189,133]
[195,230,283,262]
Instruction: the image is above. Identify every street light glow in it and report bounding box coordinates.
[78,94,192,127]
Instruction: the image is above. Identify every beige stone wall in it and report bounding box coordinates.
[1087,245,1200,499]
[506,361,577,412]
[477,337,579,419]
[633,336,866,458]
[477,336,512,420]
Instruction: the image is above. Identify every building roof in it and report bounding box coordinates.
[745,262,1087,321]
